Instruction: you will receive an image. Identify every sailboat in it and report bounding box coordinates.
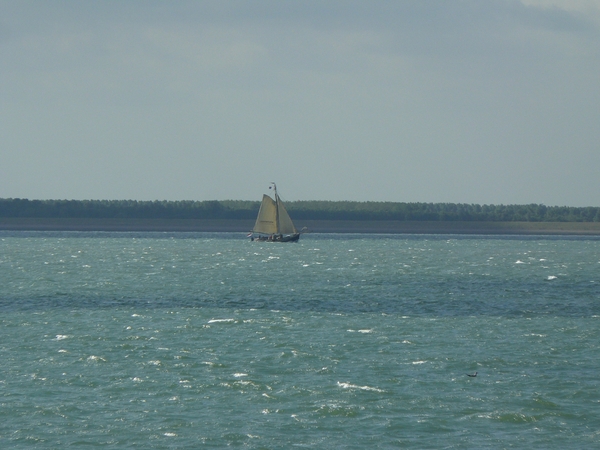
[249,183,301,242]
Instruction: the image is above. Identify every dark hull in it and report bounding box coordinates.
[251,233,300,242]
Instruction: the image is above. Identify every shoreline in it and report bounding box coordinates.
[2,217,600,235]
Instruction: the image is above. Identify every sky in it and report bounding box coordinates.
[1,0,599,206]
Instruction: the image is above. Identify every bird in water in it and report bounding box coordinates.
[466,372,478,377]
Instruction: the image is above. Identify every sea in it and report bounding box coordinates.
[1,231,599,449]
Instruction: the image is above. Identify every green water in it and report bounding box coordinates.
[1,232,599,448]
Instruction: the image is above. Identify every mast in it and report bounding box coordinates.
[271,182,279,234]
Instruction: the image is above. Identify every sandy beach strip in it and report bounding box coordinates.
[2,217,600,235]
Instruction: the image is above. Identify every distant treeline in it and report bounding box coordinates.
[1,198,599,222]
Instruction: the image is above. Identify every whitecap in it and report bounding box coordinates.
[208,318,235,323]
[515,260,525,264]
[233,373,248,378]
[412,360,426,365]
[163,432,177,437]
[546,275,557,280]
[358,329,372,333]
[54,335,69,340]
[337,381,384,393]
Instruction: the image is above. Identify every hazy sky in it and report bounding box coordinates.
[1,1,599,205]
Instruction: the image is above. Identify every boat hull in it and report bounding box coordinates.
[251,233,300,242]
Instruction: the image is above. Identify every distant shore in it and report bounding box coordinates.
[2,217,600,235]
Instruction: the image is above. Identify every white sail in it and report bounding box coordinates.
[252,195,278,234]
[276,194,298,234]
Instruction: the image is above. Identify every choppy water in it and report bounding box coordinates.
[1,231,599,448]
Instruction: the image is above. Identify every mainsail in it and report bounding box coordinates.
[253,195,278,234]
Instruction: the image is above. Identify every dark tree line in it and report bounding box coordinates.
[0,199,257,220]
[286,201,600,222]
[1,198,599,222]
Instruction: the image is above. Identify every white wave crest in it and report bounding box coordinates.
[337,381,384,392]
